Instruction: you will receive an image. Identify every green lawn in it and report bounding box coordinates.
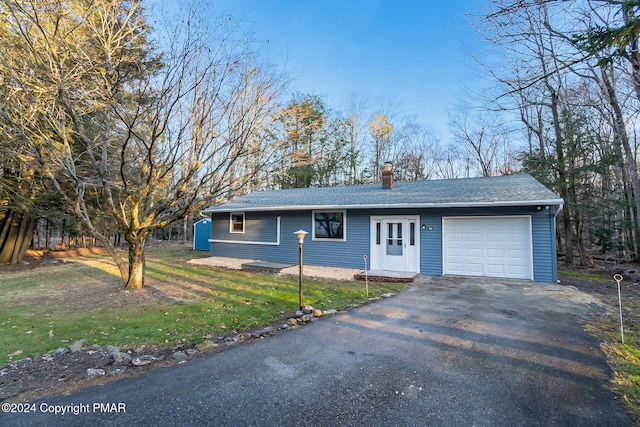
[0,246,407,366]
[560,268,640,422]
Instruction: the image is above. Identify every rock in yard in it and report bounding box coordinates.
[302,305,314,314]
[108,366,127,375]
[55,347,69,355]
[69,339,88,353]
[112,352,132,365]
[105,345,120,354]
[313,309,323,317]
[195,340,218,351]
[138,354,158,361]
[131,355,157,366]
[233,333,252,343]
[86,368,106,379]
[624,269,640,283]
[287,318,298,326]
[186,349,197,356]
[252,326,276,338]
[131,358,151,367]
[171,351,188,362]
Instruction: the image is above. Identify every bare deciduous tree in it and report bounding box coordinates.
[450,113,502,177]
[0,0,285,288]
[369,113,393,181]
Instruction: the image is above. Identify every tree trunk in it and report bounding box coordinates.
[124,238,146,290]
[60,218,67,249]
[183,215,188,243]
[599,64,640,256]
[81,224,87,248]
[45,217,50,249]
[0,209,36,264]
[549,90,574,266]
[622,4,640,105]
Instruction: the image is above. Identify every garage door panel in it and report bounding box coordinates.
[447,248,463,257]
[507,234,526,243]
[508,248,526,257]
[447,262,464,274]
[448,233,463,242]
[467,248,482,257]
[508,267,527,275]
[486,264,505,274]
[443,217,532,280]
[486,233,503,243]
[486,248,504,258]
[466,263,484,274]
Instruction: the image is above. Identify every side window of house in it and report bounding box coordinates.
[313,211,345,241]
[230,212,245,233]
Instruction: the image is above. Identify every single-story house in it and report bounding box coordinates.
[203,169,563,282]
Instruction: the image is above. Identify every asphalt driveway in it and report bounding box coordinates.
[1,276,633,426]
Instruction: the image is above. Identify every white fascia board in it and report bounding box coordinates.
[203,199,565,213]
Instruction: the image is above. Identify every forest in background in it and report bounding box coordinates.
[2,0,640,288]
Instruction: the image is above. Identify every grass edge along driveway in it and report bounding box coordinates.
[0,245,407,366]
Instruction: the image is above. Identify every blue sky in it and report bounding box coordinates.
[212,0,487,140]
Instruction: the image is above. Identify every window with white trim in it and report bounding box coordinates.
[313,211,346,241]
[230,212,245,233]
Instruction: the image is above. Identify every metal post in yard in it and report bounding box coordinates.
[294,230,308,310]
[614,274,625,344]
[363,255,369,299]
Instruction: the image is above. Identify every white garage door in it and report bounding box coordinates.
[443,216,533,280]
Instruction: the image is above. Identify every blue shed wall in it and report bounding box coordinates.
[193,219,211,251]
[209,205,558,282]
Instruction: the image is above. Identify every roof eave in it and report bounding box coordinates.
[203,199,565,213]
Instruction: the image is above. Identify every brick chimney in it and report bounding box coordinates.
[382,161,393,189]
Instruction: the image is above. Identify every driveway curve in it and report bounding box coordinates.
[1,276,632,426]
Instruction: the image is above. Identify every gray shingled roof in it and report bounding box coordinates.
[204,174,563,213]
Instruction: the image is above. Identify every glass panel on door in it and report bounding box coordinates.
[386,223,403,256]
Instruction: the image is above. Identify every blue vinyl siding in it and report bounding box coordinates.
[306,212,369,268]
[210,211,370,268]
[531,206,558,282]
[419,215,443,276]
[209,205,558,283]
[211,212,278,243]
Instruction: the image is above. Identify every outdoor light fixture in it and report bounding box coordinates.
[295,230,308,244]
[294,230,308,310]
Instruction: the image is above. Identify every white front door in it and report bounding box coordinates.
[382,220,406,271]
[370,216,419,272]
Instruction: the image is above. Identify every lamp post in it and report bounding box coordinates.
[294,230,308,310]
